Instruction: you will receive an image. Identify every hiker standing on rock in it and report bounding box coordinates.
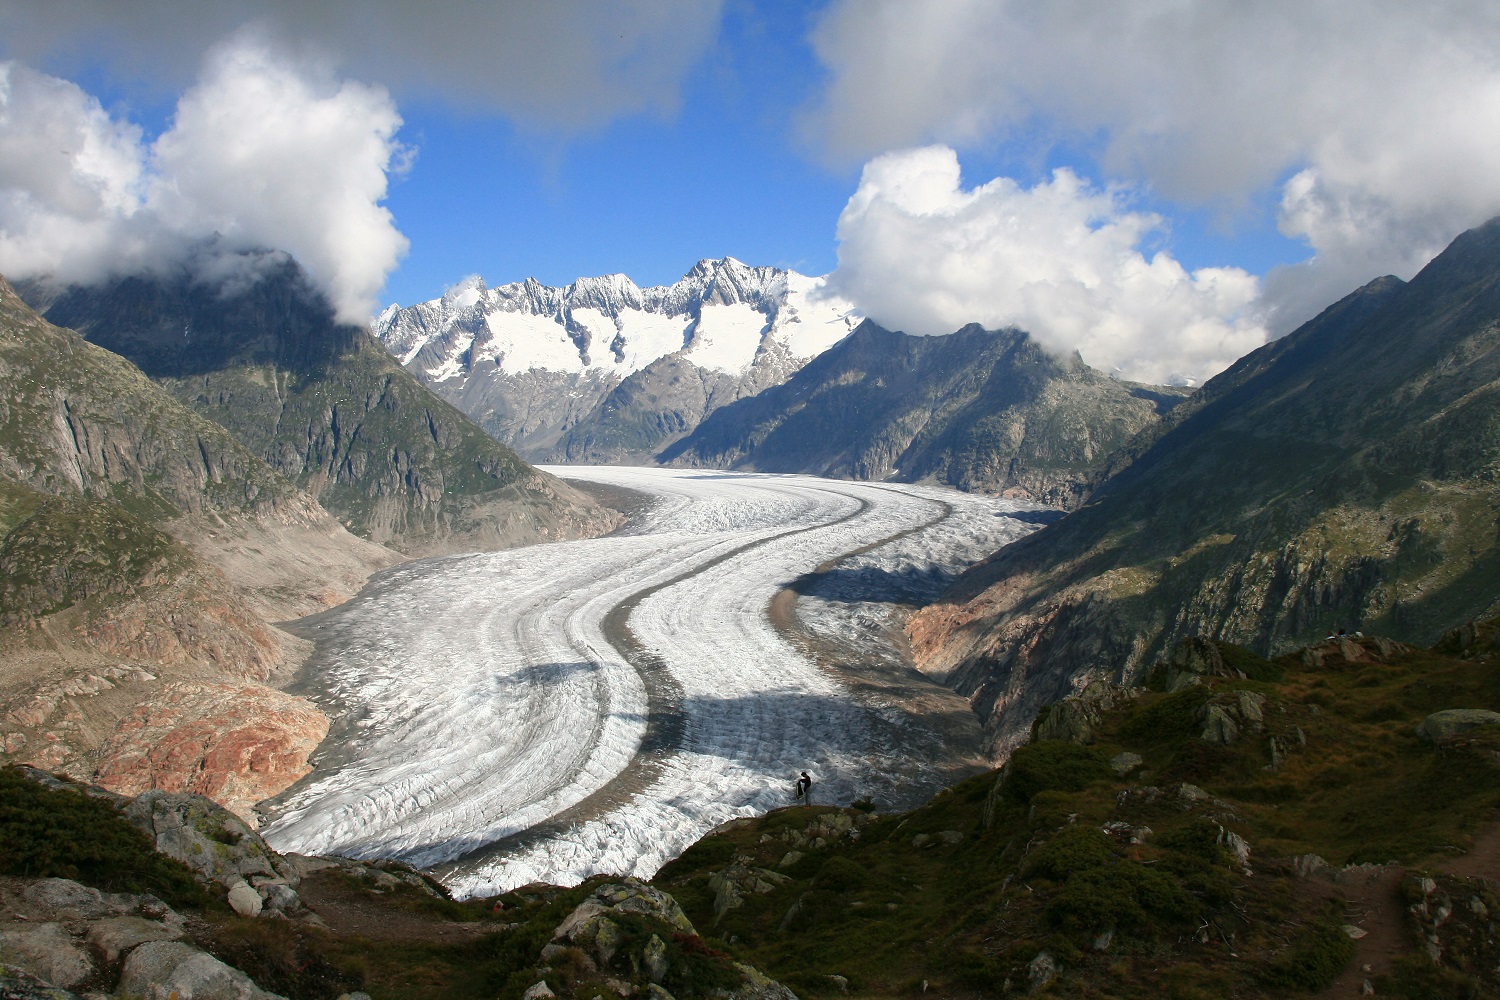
[795,770,813,803]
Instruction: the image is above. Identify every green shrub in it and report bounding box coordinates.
[1160,738,1238,784]
[1155,819,1232,867]
[0,767,208,908]
[1022,826,1116,881]
[1375,954,1485,1000]
[813,856,867,892]
[1022,825,1201,933]
[1119,686,1213,746]
[1002,742,1115,804]
[1258,913,1356,991]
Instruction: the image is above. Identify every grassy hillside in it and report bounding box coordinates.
[652,630,1500,999]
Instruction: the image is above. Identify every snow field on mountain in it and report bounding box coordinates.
[378,259,861,385]
[262,468,1044,893]
[682,302,766,372]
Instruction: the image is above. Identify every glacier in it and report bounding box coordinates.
[261,468,1045,895]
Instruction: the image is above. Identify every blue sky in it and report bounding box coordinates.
[3,1,1499,382]
[379,6,864,301]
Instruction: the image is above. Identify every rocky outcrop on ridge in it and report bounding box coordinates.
[908,218,1500,755]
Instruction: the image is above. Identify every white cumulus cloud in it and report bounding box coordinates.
[807,0,1500,336]
[828,147,1266,385]
[0,36,408,321]
[0,63,149,284]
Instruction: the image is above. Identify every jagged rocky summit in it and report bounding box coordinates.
[374,258,861,464]
[909,216,1500,756]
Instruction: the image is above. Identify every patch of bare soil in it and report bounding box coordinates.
[1312,812,1500,998]
[294,870,496,943]
[1439,811,1500,881]
[1311,866,1408,998]
[557,476,659,529]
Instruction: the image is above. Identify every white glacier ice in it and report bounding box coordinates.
[261,468,1045,895]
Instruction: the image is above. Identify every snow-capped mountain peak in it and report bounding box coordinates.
[372,259,861,463]
[376,258,858,381]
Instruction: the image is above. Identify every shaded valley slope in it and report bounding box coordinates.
[663,321,1189,510]
[28,252,620,555]
[0,274,397,820]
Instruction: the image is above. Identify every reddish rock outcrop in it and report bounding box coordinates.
[93,681,328,826]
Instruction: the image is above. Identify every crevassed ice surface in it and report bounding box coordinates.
[261,468,1045,895]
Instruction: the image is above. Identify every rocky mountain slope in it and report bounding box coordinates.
[0,275,398,820]
[27,251,620,555]
[909,218,1500,755]
[7,621,1499,998]
[374,259,860,464]
[662,321,1189,509]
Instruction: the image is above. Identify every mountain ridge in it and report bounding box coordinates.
[908,217,1500,755]
[27,253,621,555]
[663,320,1190,509]
[0,273,399,819]
[374,258,860,463]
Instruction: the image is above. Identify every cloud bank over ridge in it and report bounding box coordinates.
[828,147,1265,384]
[0,37,407,322]
[0,3,725,321]
[811,0,1500,376]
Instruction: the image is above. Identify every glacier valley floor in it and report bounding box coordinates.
[260,468,1047,895]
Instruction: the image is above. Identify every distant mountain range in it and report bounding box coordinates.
[910,217,1500,754]
[376,261,1194,507]
[374,258,860,463]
